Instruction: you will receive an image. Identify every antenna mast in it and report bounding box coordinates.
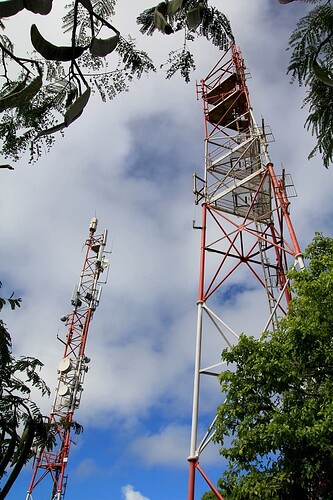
[188,44,304,499]
[26,217,109,500]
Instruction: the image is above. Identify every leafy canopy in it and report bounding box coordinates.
[0,0,233,163]
[212,233,333,499]
[287,0,333,167]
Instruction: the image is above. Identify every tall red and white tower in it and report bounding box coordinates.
[188,44,304,499]
[26,217,109,500]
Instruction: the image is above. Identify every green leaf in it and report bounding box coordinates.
[154,2,173,34]
[78,0,93,13]
[0,76,42,113]
[35,87,91,138]
[312,59,333,87]
[30,24,86,61]
[167,0,184,16]
[0,0,24,18]
[187,2,205,31]
[287,4,333,166]
[90,34,119,57]
[23,0,52,15]
[7,297,22,310]
[64,87,90,126]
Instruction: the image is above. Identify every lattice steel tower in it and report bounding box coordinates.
[188,44,304,499]
[26,217,109,500]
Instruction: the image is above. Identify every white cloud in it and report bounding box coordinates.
[130,423,223,468]
[71,458,101,480]
[131,425,190,467]
[121,484,150,500]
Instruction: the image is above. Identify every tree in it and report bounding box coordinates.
[0,0,233,163]
[211,233,333,499]
[0,1,331,167]
[0,284,52,498]
[284,0,333,168]
[0,1,155,162]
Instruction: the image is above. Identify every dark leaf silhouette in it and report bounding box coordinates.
[30,24,86,61]
[90,34,119,57]
[24,0,52,15]
[0,0,24,18]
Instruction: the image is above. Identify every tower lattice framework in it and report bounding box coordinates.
[188,44,304,499]
[26,217,109,500]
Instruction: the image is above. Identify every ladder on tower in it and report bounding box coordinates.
[257,227,282,332]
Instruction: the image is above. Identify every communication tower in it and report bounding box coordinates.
[26,217,109,500]
[188,44,304,499]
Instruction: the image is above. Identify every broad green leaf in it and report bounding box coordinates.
[64,87,91,126]
[0,76,42,112]
[30,24,86,61]
[0,0,23,18]
[78,0,93,13]
[312,59,333,87]
[154,2,173,34]
[35,87,91,138]
[187,2,205,31]
[167,0,183,16]
[23,0,52,15]
[90,34,119,57]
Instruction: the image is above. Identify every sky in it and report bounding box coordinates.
[1,1,333,499]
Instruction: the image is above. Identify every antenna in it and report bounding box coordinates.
[26,217,109,500]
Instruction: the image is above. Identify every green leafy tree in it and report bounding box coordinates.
[0,0,233,163]
[202,488,223,500]
[0,284,51,498]
[284,0,333,167]
[137,1,233,79]
[0,1,157,163]
[211,233,333,499]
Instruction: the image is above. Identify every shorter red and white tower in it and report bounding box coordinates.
[26,217,109,500]
[188,44,304,499]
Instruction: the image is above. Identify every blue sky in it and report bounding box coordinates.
[1,1,333,499]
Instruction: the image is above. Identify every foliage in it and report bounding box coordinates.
[135,1,234,82]
[211,233,333,499]
[0,0,234,163]
[286,0,333,167]
[137,1,233,55]
[0,0,156,163]
[0,284,51,497]
[202,487,223,500]
[0,282,22,311]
